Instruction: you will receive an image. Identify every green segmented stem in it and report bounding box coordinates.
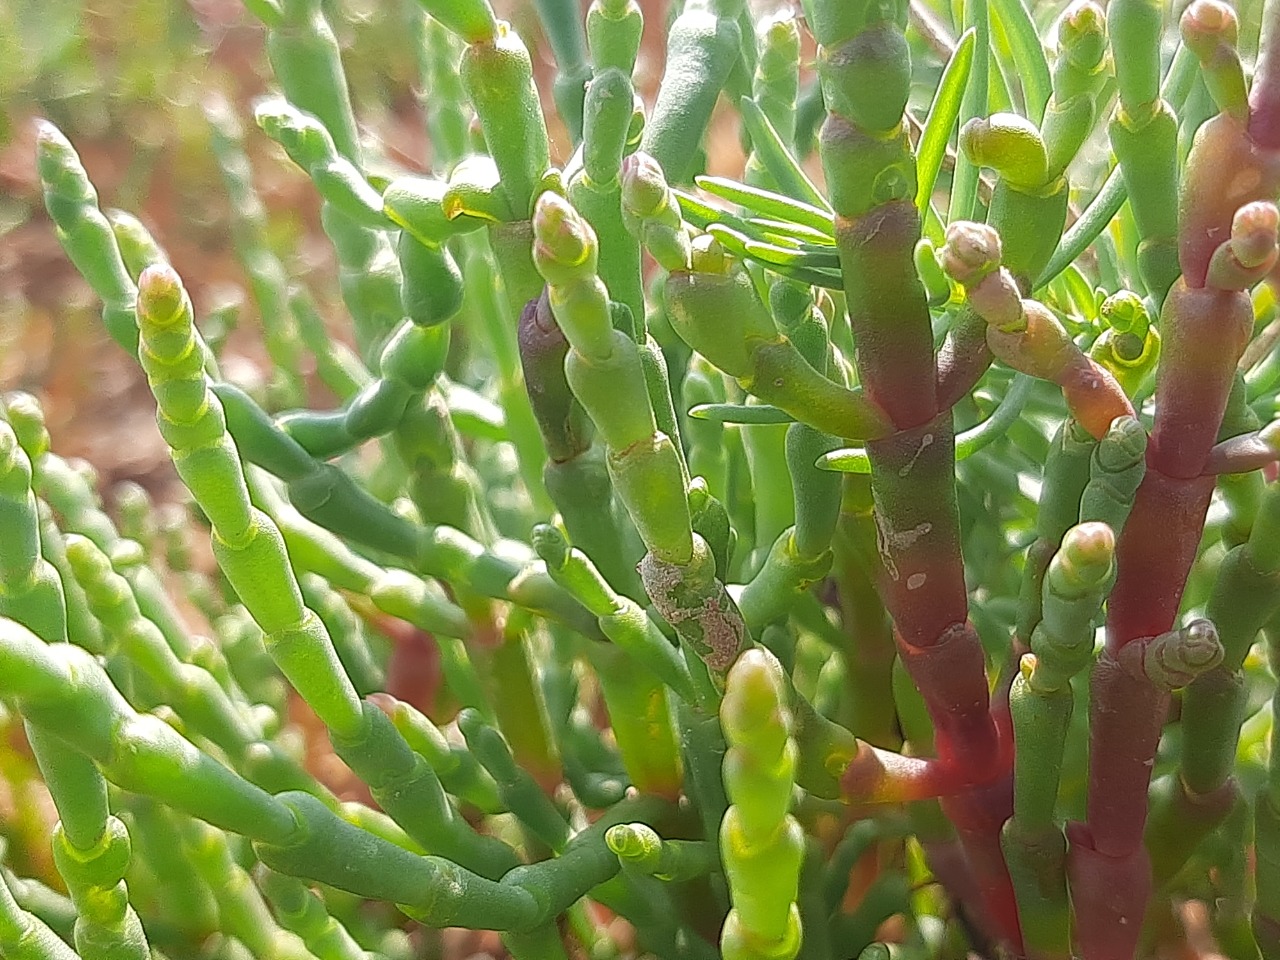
[180,818,318,960]
[256,868,375,960]
[1257,615,1280,952]
[25,479,105,654]
[532,524,685,795]
[571,65,645,329]
[247,465,555,780]
[420,17,470,169]
[279,307,454,460]
[519,288,641,599]
[107,209,169,280]
[719,649,803,960]
[255,99,390,230]
[135,264,363,739]
[327,701,520,880]
[417,1,550,218]
[221,414,591,634]
[738,413,793,577]
[1149,474,1280,884]
[743,12,800,193]
[0,416,153,960]
[0,864,79,960]
[1041,3,1109,182]
[586,0,642,75]
[205,94,306,407]
[606,822,714,882]
[119,798,220,941]
[533,524,695,699]
[35,458,200,666]
[948,0,988,224]
[254,107,401,363]
[110,482,157,562]
[317,203,401,363]
[532,0,592,143]
[1015,421,1096,645]
[533,191,693,564]
[0,422,70,647]
[256,0,361,164]
[36,123,140,355]
[385,166,551,512]
[641,0,743,184]
[299,573,384,696]
[0,618,298,843]
[457,708,571,850]
[66,532,270,760]
[1181,1,1249,122]
[623,157,893,441]
[1003,523,1115,960]
[256,788,670,931]
[960,2,1107,288]
[1108,0,1181,303]
[374,694,504,813]
[288,286,370,402]
[49,811,151,960]
[0,866,76,950]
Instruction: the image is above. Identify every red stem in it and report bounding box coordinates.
[936,309,994,410]
[1249,0,1280,149]
[1074,94,1280,954]
[841,224,1016,943]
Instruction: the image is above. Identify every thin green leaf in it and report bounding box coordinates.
[748,218,836,246]
[771,264,845,290]
[1033,44,1198,292]
[738,97,833,213]
[674,190,755,236]
[705,225,844,289]
[916,28,976,225]
[1035,166,1125,291]
[1054,265,1101,322]
[689,403,796,424]
[948,0,989,224]
[990,0,1051,124]
[703,222,752,259]
[706,226,839,270]
[694,176,835,235]
[742,239,840,270]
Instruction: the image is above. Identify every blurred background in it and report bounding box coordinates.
[0,0,706,500]
[0,0,1123,499]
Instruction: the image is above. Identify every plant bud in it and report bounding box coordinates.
[1099,290,1148,335]
[138,264,187,328]
[1229,200,1280,269]
[939,221,1002,285]
[620,152,672,220]
[960,114,1050,188]
[1058,1,1108,72]
[1180,0,1239,56]
[532,192,598,284]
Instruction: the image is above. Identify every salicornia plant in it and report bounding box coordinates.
[9,0,1280,957]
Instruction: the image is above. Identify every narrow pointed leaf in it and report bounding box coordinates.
[990,0,1051,123]
[738,97,832,212]
[916,29,977,222]
[694,176,835,235]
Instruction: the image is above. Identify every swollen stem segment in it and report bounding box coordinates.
[809,0,1013,945]
[1075,45,1280,950]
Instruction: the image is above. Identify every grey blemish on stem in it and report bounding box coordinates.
[639,552,745,673]
[898,432,934,478]
[873,509,934,582]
